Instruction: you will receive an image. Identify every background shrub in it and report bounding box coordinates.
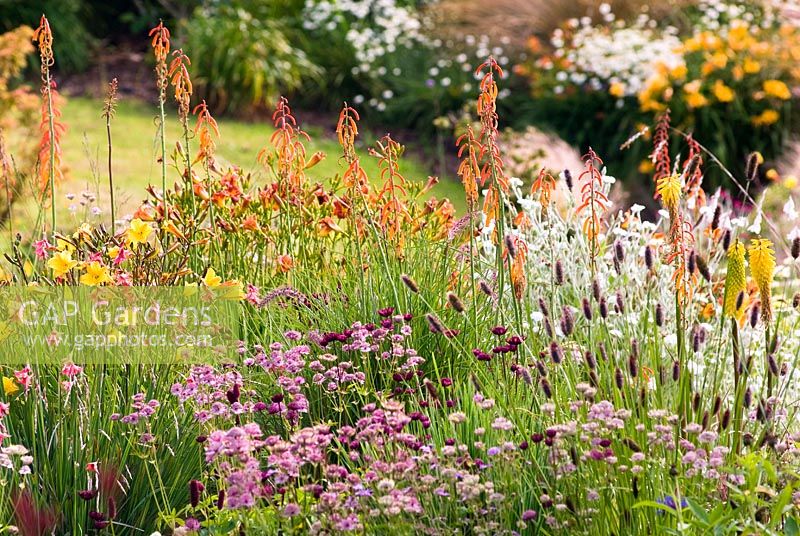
[184,0,321,114]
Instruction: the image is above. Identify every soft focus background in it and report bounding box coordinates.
[2,0,800,227]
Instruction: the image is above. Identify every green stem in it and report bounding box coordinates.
[106,111,115,232]
[44,70,56,234]
[158,94,168,219]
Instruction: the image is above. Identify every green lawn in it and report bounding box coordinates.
[7,96,462,238]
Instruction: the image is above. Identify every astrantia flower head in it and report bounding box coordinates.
[748,238,775,322]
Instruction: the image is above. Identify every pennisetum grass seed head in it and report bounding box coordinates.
[711,205,721,231]
[655,303,664,326]
[722,229,732,252]
[543,318,554,339]
[550,341,563,364]
[479,280,493,296]
[563,168,573,190]
[599,297,608,319]
[768,354,779,376]
[696,254,711,282]
[644,245,654,271]
[614,367,623,389]
[540,378,552,398]
[561,306,574,336]
[792,237,800,259]
[401,274,419,293]
[582,298,593,320]
[504,234,517,259]
[628,353,638,378]
[538,297,550,317]
[745,151,763,183]
[447,292,465,313]
[613,239,624,274]
[426,313,445,334]
[749,304,760,328]
[554,260,564,285]
[598,342,608,362]
[592,279,602,302]
[536,360,547,377]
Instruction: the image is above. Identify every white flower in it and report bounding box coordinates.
[784,197,798,221]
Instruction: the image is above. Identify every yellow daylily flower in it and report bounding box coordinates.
[73,223,93,242]
[48,251,79,278]
[0,264,11,284]
[202,268,222,288]
[79,262,113,287]
[763,79,791,100]
[56,238,75,253]
[3,376,19,396]
[126,218,154,246]
[609,81,625,98]
[712,80,735,103]
[217,280,246,301]
[752,109,779,126]
[685,92,708,109]
[743,58,761,74]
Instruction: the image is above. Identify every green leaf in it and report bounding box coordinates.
[772,484,794,527]
[686,497,709,525]
[633,500,678,517]
[786,516,800,536]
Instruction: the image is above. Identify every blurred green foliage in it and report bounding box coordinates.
[0,0,94,72]
[0,0,200,72]
[183,0,320,114]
